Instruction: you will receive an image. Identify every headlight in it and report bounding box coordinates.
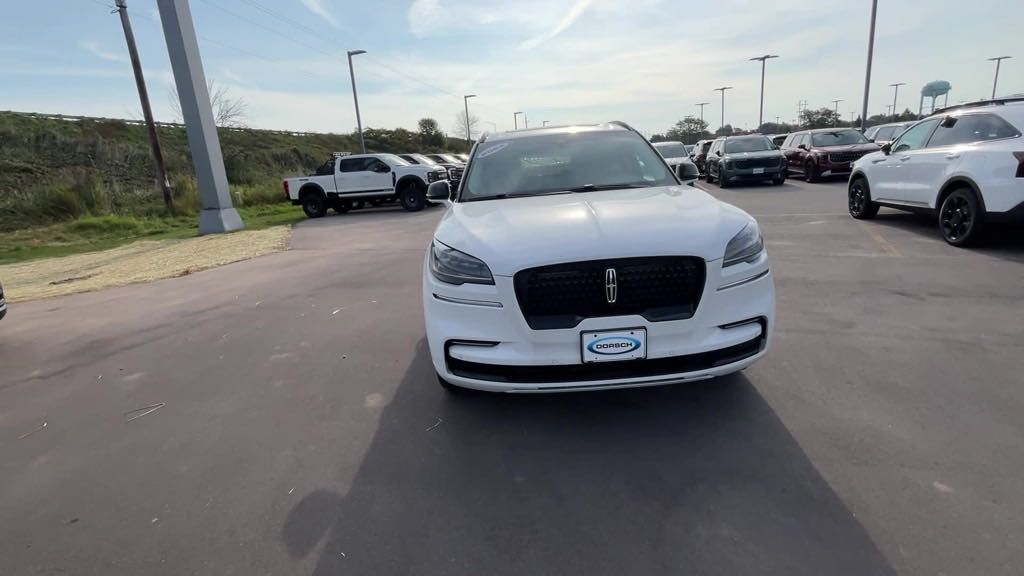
[723,222,764,267]
[430,240,494,285]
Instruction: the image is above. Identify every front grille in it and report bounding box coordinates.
[513,256,706,330]
[449,166,465,182]
[828,151,867,163]
[446,329,765,384]
[733,157,780,170]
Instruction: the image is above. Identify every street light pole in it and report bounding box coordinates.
[513,111,523,130]
[860,0,878,132]
[696,102,709,127]
[347,49,367,153]
[713,87,733,131]
[463,94,476,147]
[750,54,779,129]
[889,82,905,121]
[832,99,843,126]
[988,56,1012,99]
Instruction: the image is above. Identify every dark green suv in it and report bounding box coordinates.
[705,134,786,188]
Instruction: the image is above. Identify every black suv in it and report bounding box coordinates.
[704,135,786,187]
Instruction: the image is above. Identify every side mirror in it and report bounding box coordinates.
[374,164,391,173]
[715,150,723,156]
[798,144,808,151]
[427,180,452,201]
[675,162,700,182]
[881,143,892,155]
[868,138,876,143]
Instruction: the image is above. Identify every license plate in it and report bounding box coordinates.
[581,328,647,363]
[752,167,765,174]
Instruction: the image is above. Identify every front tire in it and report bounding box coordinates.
[705,166,715,184]
[848,177,879,219]
[772,174,785,186]
[301,192,328,218]
[804,161,819,183]
[399,182,427,212]
[939,188,984,247]
[718,167,730,188]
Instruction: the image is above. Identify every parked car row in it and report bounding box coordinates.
[283,152,467,218]
[849,98,1024,246]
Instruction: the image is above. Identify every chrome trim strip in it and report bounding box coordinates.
[717,269,770,291]
[433,293,503,308]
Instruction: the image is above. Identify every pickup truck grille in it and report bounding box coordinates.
[513,256,706,330]
[448,166,465,183]
[733,157,780,170]
[828,151,868,164]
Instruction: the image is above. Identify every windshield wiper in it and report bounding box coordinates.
[566,183,649,192]
[464,190,571,202]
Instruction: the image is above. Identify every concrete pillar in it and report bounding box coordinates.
[156,0,243,234]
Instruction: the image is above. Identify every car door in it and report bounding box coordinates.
[786,133,807,172]
[881,118,941,204]
[362,158,394,193]
[336,157,366,194]
[707,140,722,175]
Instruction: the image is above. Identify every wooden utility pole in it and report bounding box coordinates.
[115,0,173,211]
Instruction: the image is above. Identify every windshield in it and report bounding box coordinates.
[409,154,439,165]
[653,142,688,158]
[439,154,463,163]
[811,130,868,147]
[462,129,676,201]
[378,154,411,166]
[724,137,774,153]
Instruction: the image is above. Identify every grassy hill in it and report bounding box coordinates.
[0,110,466,232]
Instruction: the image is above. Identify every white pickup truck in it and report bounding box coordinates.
[283,153,448,217]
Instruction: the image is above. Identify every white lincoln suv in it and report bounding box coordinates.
[422,123,775,392]
[848,98,1024,246]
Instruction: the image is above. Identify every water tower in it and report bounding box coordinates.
[920,81,952,115]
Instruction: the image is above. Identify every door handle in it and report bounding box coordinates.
[899,156,911,162]
[945,153,960,160]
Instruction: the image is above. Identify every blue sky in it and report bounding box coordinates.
[2,0,1022,136]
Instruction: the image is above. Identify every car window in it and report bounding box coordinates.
[926,113,1022,148]
[811,129,868,146]
[874,126,895,141]
[699,141,712,154]
[864,126,878,140]
[364,158,389,172]
[376,154,410,166]
[461,130,676,201]
[654,142,688,158]
[793,134,807,148]
[339,158,367,172]
[724,136,773,153]
[892,119,940,152]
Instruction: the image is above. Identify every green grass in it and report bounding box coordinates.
[0,204,303,265]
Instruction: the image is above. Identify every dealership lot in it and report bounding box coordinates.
[1,179,1023,575]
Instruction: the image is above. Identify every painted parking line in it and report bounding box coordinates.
[856,221,903,257]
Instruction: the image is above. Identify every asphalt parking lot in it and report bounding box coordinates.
[2,177,1023,575]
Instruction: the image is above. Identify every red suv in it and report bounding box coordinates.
[781,128,880,182]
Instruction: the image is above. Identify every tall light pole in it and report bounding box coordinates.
[832,99,843,126]
[513,111,523,130]
[713,87,733,131]
[889,82,905,121]
[115,0,172,211]
[347,49,367,153]
[696,102,709,127]
[860,0,878,132]
[988,56,1012,99]
[463,94,476,147]
[750,54,779,129]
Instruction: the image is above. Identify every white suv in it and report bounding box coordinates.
[421,123,775,392]
[848,99,1024,246]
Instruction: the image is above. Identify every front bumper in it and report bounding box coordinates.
[722,167,785,181]
[423,252,775,392]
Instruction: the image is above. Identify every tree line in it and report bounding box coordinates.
[651,107,922,144]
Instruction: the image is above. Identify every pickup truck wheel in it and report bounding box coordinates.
[399,182,427,212]
[301,192,328,218]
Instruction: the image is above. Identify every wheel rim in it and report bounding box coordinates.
[304,198,319,213]
[941,195,972,241]
[849,182,865,214]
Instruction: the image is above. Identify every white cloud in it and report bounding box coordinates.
[299,0,340,29]
[408,0,442,37]
[520,0,593,50]
[79,41,128,63]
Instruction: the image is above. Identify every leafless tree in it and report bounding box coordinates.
[168,80,248,128]
[453,111,480,141]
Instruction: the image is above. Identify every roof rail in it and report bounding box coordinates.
[933,96,1024,115]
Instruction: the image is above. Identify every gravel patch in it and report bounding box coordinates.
[1,226,290,302]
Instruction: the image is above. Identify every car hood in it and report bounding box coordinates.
[660,155,695,166]
[811,143,880,153]
[434,186,754,275]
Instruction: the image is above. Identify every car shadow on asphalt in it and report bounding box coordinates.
[281,341,895,576]
[870,212,1024,262]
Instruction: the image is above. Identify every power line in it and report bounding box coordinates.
[196,0,339,60]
